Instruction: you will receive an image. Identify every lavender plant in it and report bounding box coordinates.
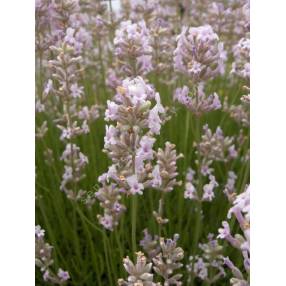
[36,1,250,285]
[218,186,250,286]
[35,225,70,284]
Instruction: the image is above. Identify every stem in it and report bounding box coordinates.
[130,133,138,256]
[192,117,202,253]
[158,193,165,237]
[178,109,191,233]
[115,231,124,276]
[103,235,114,284]
[192,201,202,250]
[131,194,138,255]
[38,50,44,98]
[108,0,114,26]
[184,111,191,164]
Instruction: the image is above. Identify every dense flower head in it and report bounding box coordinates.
[231,37,250,79]
[114,20,153,76]
[63,26,92,54]
[49,43,83,100]
[140,229,161,260]
[223,96,250,127]
[174,83,221,116]
[152,234,184,285]
[152,142,183,192]
[174,25,225,81]
[104,77,165,139]
[118,251,159,286]
[195,124,238,163]
[48,40,99,136]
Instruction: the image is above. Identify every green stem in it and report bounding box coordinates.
[131,194,138,255]
[184,111,191,166]
[178,109,191,232]
[115,231,124,276]
[131,146,138,256]
[192,117,203,253]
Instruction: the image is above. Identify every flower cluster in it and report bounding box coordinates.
[152,142,183,193]
[113,20,153,77]
[194,124,238,164]
[60,143,88,197]
[149,17,177,82]
[188,0,249,51]
[187,234,225,284]
[231,37,250,79]
[122,0,178,24]
[140,229,161,260]
[174,25,225,82]
[96,76,168,230]
[223,96,250,127]
[35,225,70,284]
[123,1,179,84]
[118,252,161,286]
[127,0,157,22]
[152,234,184,285]
[47,42,92,200]
[48,43,86,131]
[36,0,92,55]
[173,83,221,116]
[184,167,219,202]
[137,232,185,285]
[95,180,126,231]
[223,171,238,202]
[218,186,250,286]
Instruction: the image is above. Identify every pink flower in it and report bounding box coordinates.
[148,106,162,134]
[99,214,114,231]
[138,136,155,160]
[57,268,70,281]
[186,168,195,182]
[218,221,231,239]
[184,182,197,199]
[70,83,83,98]
[105,100,119,121]
[152,165,162,188]
[104,125,118,146]
[127,175,144,195]
[35,225,45,238]
[43,79,53,97]
[202,175,218,201]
